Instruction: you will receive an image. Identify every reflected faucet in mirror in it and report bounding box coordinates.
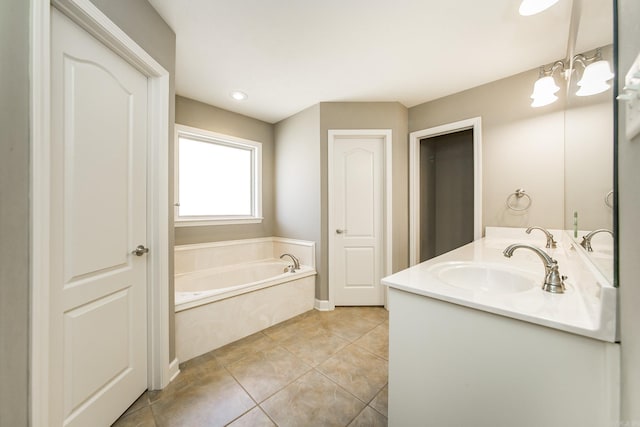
[580,229,614,252]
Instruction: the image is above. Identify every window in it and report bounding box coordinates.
[175,125,262,226]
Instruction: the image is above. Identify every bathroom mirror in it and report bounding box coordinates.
[563,0,616,285]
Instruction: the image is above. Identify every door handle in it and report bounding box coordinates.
[131,245,149,256]
[336,229,346,234]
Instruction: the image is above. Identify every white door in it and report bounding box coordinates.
[330,134,385,306]
[49,8,148,426]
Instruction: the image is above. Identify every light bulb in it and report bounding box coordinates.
[576,82,611,96]
[519,0,561,16]
[531,93,559,107]
[230,91,248,101]
[530,76,560,107]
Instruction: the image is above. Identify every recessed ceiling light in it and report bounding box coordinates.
[519,0,561,16]
[230,91,248,101]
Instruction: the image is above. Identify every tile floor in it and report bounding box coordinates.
[113,307,389,427]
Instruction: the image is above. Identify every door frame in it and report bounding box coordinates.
[30,0,171,425]
[328,129,393,309]
[409,117,483,266]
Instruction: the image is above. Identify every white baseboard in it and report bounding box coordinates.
[168,358,180,383]
[314,299,334,311]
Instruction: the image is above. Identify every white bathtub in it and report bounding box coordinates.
[175,237,316,363]
[175,259,316,311]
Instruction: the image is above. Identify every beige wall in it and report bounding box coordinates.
[564,100,614,230]
[409,69,566,232]
[274,105,322,296]
[175,96,275,244]
[0,0,30,424]
[618,0,640,422]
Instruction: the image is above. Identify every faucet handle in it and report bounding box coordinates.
[542,262,566,293]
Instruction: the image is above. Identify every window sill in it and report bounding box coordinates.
[175,217,264,227]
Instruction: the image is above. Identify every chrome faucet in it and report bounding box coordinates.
[580,229,613,252]
[280,253,300,272]
[503,244,566,294]
[526,226,557,249]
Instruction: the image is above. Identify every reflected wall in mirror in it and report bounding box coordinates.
[563,0,615,285]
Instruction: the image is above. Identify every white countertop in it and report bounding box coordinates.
[382,227,617,342]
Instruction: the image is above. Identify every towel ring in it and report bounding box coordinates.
[605,190,614,208]
[506,188,532,211]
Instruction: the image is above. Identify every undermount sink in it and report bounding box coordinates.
[429,262,538,294]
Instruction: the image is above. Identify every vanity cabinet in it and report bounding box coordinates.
[388,287,620,427]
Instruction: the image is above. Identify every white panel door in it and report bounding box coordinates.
[50,9,148,426]
[331,136,384,305]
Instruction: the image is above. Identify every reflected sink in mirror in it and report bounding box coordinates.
[592,247,614,258]
[568,230,614,284]
[428,262,538,294]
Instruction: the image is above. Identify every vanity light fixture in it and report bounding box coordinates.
[530,61,564,108]
[519,0,561,16]
[530,48,614,107]
[230,90,248,101]
[576,59,615,96]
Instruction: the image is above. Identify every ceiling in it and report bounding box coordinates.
[148,0,613,124]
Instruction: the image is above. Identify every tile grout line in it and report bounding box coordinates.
[210,341,279,427]
[364,382,389,419]
[351,340,389,361]
[344,405,369,427]
[309,366,388,425]
[310,365,371,407]
[217,357,264,426]
[253,405,280,427]
[148,401,159,427]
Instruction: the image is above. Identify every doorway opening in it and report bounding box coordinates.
[419,129,474,262]
[409,118,482,265]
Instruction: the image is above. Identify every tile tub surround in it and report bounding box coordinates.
[383,226,617,342]
[174,237,316,275]
[175,237,317,363]
[176,276,315,363]
[113,307,389,427]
